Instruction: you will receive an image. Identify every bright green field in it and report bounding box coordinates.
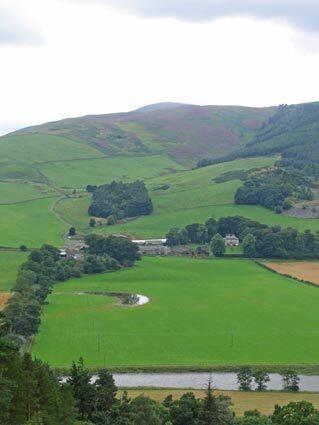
[39,154,183,189]
[0,251,28,291]
[32,257,319,368]
[0,197,66,248]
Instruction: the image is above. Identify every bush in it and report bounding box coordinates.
[69,227,76,236]
[283,199,292,210]
[107,215,116,226]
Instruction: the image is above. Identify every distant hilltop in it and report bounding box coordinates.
[8,101,277,165]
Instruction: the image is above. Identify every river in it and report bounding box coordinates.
[107,372,319,391]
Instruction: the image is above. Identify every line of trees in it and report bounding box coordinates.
[88,180,153,222]
[237,368,300,392]
[1,237,140,345]
[0,343,317,425]
[165,215,319,259]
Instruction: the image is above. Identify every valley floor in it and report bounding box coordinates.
[32,257,319,369]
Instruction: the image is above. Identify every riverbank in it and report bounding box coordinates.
[55,363,319,375]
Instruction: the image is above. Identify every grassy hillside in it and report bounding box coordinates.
[12,104,276,165]
[0,181,57,204]
[33,257,319,368]
[2,102,319,247]
[39,154,184,189]
[54,155,319,237]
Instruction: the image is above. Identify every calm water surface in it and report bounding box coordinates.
[100,372,319,391]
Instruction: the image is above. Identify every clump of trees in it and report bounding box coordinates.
[166,215,319,260]
[235,168,313,212]
[2,236,140,343]
[88,180,153,220]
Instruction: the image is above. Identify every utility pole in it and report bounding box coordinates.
[231,332,234,348]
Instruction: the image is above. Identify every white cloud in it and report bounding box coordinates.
[70,0,319,32]
[0,2,42,45]
[1,0,319,132]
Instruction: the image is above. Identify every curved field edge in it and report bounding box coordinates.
[32,257,319,369]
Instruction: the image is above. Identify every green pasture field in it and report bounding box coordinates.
[0,197,66,248]
[0,181,57,204]
[39,154,184,189]
[0,251,28,291]
[32,257,319,368]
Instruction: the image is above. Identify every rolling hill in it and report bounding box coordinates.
[1,101,319,247]
[8,103,276,166]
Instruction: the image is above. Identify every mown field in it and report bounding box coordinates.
[33,257,319,368]
[123,389,319,416]
[0,251,28,291]
[265,261,319,286]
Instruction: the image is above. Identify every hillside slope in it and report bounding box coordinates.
[198,101,319,169]
[9,103,276,165]
[2,101,319,247]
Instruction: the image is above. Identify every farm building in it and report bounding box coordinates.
[224,234,239,247]
[59,249,67,258]
[132,239,167,246]
[138,245,170,256]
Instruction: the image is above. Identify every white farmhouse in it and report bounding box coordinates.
[224,234,239,247]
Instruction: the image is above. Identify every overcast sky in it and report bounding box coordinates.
[1,0,319,135]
